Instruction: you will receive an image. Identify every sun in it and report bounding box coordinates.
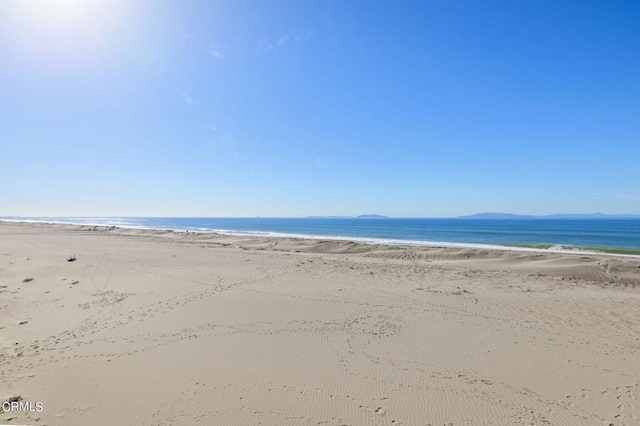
[11,0,120,34]
[14,0,94,23]
[7,0,127,55]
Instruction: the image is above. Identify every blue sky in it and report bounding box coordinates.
[1,0,638,217]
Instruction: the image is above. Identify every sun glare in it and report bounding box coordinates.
[12,0,121,39]
[6,0,129,64]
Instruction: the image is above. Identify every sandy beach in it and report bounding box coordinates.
[1,221,639,425]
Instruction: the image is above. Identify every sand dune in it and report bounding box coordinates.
[1,222,639,425]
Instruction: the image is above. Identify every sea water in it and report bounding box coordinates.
[3,217,640,251]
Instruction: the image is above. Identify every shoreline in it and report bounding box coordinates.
[2,218,640,259]
[3,220,640,288]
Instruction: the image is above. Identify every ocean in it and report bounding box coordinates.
[2,217,640,252]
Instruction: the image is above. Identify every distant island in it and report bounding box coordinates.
[357,214,389,218]
[458,212,640,220]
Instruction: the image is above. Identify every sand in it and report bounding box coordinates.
[1,222,639,425]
